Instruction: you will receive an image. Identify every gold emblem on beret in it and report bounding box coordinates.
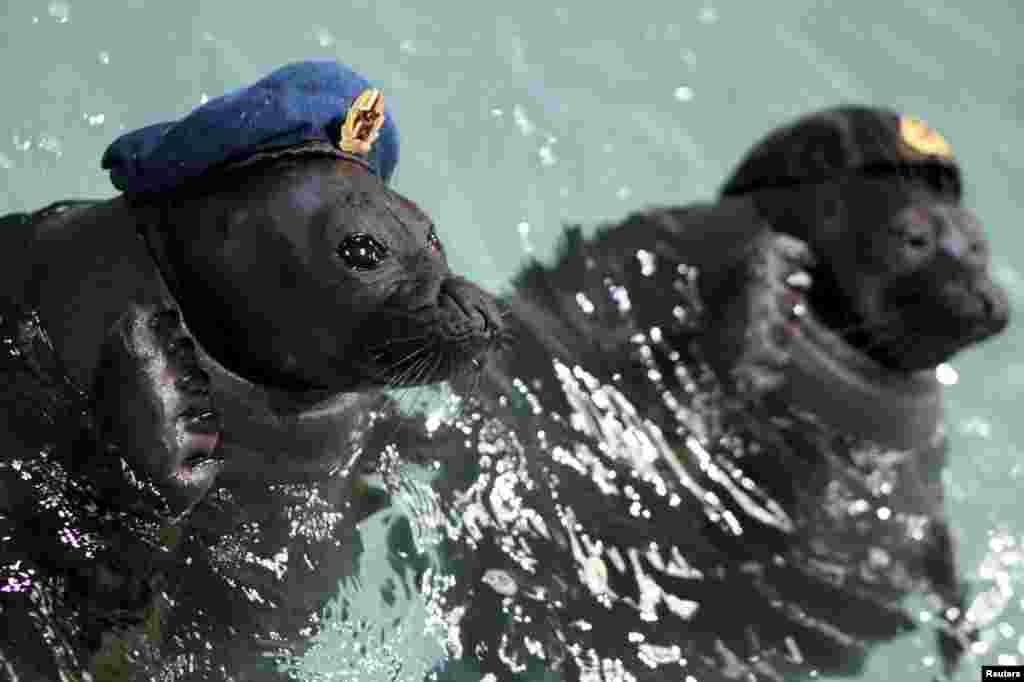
[899,115,953,159]
[339,88,385,156]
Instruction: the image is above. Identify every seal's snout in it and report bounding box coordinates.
[971,277,1010,337]
[439,276,504,340]
[888,200,1008,343]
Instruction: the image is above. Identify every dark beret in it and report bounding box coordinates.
[720,106,959,197]
[101,60,399,196]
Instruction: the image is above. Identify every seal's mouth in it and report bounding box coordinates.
[362,318,507,387]
[360,276,509,387]
[843,277,1010,373]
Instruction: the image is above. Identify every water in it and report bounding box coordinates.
[2,0,1023,680]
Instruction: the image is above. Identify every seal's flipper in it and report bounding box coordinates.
[698,230,817,400]
[91,304,223,522]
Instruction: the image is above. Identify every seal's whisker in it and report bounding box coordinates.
[421,344,444,384]
[388,365,424,410]
[391,350,441,415]
[375,344,432,382]
[388,351,431,389]
[408,352,436,389]
[366,333,433,352]
[381,363,416,388]
[408,357,442,410]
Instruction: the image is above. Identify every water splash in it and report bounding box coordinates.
[47,1,70,24]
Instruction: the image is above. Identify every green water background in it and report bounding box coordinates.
[1,0,1021,679]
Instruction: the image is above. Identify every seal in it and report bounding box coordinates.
[0,61,504,680]
[434,107,1008,681]
[717,107,1007,422]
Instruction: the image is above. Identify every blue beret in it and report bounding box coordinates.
[101,60,399,195]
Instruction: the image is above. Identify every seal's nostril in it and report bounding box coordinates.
[939,231,969,260]
[439,277,503,339]
[475,305,500,337]
[438,286,472,320]
[440,278,485,323]
[981,292,994,319]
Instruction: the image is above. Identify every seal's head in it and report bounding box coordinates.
[101,61,504,403]
[723,106,1009,372]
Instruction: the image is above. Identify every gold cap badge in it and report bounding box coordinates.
[339,88,385,156]
[899,115,953,160]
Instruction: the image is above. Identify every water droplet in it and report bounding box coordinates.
[490,108,503,118]
[876,506,891,520]
[47,1,70,23]
[86,113,105,126]
[673,86,694,102]
[517,221,534,254]
[512,105,535,136]
[616,186,631,200]
[98,50,110,64]
[581,555,609,594]
[959,416,991,438]
[868,547,890,567]
[399,39,416,54]
[538,144,557,167]
[482,568,518,596]
[636,249,656,276]
[575,293,595,315]
[310,25,335,47]
[936,363,959,385]
[0,153,13,170]
[610,285,631,313]
[698,5,718,24]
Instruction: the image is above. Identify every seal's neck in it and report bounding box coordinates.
[777,311,944,451]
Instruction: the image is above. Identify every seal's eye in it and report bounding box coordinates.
[338,234,389,270]
[427,228,443,254]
